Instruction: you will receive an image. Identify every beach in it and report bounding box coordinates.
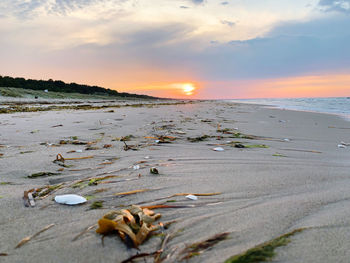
[1,100,350,263]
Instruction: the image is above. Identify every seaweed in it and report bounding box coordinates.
[273,153,287,157]
[0,101,190,114]
[20,151,35,154]
[120,135,134,141]
[243,144,269,149]
[187,135,210,142]
[28,172,60,178]
[90,200,104,209]
[31,184,63,198]
[232,143,268,149]
[225,228,305,263]
[179,232,230,260]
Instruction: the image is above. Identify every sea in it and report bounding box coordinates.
[228,97,350,120]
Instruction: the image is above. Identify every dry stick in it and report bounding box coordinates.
[154,233,171,263]
[141,200,224,210]
[136,192,222,206]
[279,148,322,153]
[114,188,154,197]
[15,224,55,249]
[121,234,171,263]
[64,156,94,160]
[72,224,97,242]
[121,251,160,263]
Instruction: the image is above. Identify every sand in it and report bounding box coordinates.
[0,100,350,262]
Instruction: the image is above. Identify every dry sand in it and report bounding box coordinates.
[0,100,350,262]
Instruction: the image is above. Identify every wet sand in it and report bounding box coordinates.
[1,100,350,262]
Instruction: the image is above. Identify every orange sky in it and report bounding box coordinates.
[1,0,350,99]
[117,73,350,99]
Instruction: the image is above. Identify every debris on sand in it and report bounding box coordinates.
[15,224,55,249]
[96,205,162,248]
[54,194,87,205]
[27,172,60,178]
[150,167,159,174]
[179,232,230,260]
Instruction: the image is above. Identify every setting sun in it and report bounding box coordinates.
[182,83,195,96]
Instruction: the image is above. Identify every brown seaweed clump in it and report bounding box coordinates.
[96,205,161,248]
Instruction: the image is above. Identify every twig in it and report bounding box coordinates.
[279,148,322,153]
[136,192,222,205]
[64,156,94,160]
[154,234,171,263]
[15,224,55,249]
[72,224,97,242]
[114,189,151,196]
[121,251,160,263]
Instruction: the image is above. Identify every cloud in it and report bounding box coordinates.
[221,20,235,27]
[190,0,206,5]
[0,0,349,97]
[49,0,99,15]
[0,0,126,19]
[221,1,229,5]
[180,5,190,9]
[318,0,350,13]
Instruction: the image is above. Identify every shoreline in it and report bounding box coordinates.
[1,100,350,262]
[226,97,350,122]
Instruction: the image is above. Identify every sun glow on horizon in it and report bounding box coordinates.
[182,83,195,96]
[122,82,198,98]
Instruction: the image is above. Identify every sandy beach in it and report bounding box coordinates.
[1,100,350,263]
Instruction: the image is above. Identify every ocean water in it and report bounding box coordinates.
[229,97,350,119]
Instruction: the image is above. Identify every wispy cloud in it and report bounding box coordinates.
[318,0,350,13]
[221,20,235,27]
[190,0,206,4]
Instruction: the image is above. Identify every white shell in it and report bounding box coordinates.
[213,147,224,152]
[76,149,83,153]
[338,144,346,148]
[133,165,140,170]
[186,194,198,200]
[54,194,87,205]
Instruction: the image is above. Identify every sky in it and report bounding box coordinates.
[0,0,349,99]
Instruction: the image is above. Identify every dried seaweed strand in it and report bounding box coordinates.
[121,251,160,263]
[72,224,97,241]
[154,233,171,263]
[114,189,151,196]
[64,156,94,160]
[15,224,55,249]
[179,232,230,260]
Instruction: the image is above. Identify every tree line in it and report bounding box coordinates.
[0,75,158,99]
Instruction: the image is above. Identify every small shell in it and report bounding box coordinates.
[54,194,87,205]
[186,194,198,201]
[150,167,159,174]
[213,147,224,152]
